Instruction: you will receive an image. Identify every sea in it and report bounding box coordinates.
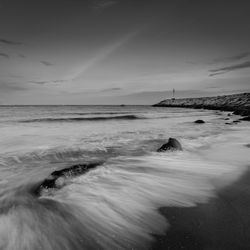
[0,105,250,250]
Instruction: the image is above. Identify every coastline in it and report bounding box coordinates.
[151,94,250,249]
[1,105,250,250]
[151,165,250,250]
[153,93,250,117]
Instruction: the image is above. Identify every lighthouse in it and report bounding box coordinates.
[171,88,175,102]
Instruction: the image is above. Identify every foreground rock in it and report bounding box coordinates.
[153,92,250,117]
[157,138,182,152]
[194,120,205,124]
[35,162,103,195]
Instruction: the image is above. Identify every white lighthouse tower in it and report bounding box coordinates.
[171,88,175,102]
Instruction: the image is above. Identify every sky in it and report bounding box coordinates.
[0,0,250,104]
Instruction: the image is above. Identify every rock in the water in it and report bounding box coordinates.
[157,138,182,152]
[240,116,250,121]
[35,162,103,195]
[194,120,205,124]
[224,118,230,120]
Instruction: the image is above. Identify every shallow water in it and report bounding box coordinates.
[0,105,250,250]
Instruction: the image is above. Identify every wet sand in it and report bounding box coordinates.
[152,165,250,250]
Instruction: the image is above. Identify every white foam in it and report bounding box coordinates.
[49,148,245,249]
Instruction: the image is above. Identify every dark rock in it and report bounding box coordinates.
[225,123,232,125]
[224,118,230,120]
[194,120,205,124]
[35,162,103,195]
[153,93,250,118]
[157,138,182,152]
[245,144,250,148]
[233,110,241,115]
[233,109,250,116]
[233,120,241,123]
[240,116,250,121]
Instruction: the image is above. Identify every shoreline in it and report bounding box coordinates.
[152,95,250,249]
[151,165,250,250]
[153,92,250,117]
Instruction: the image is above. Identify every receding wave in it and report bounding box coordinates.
[0,140,161,166]
[20,115,143,123]
[0,148,109,166]
[0,152,243,250]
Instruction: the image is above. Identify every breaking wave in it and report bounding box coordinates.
[0,148,245,250]
[20,115,144,123]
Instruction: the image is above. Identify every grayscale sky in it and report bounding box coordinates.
[0,0,250,104]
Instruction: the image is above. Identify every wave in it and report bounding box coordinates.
[0,151,244,250]
[20,115,143,123]
[1,126,250,250]
[59,111,141,116]
[0,148,109,166]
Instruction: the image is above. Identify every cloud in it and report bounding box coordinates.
[101,87,122,92]
[52,79,68,83]
[0,82,27,92]
[92,0,118,9]
[0,38,23,45]
[209,60,250,76]
[209,72,227,77]
[29,81,47,85]
[8,74,24,79]
[29,79,67,85]
[19,54,26,58]
[0,52,9,58]
[212,52,250,64]
[71,31,138,80]
[40,61,54,66]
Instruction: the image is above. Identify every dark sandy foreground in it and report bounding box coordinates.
[151,166,250,250]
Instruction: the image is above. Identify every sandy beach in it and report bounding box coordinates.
[152,164,250,250]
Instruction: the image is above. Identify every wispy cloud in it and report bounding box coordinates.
[52,79,68,83]
[0,38,23,45]
[29,79,67,85]
[19,54,26,58]
[0,52,9,58]
[71,31,138,80]
[209,71,227,77]
[8,74,24,79]
[209,60,250,76]
[0,82,27,92]
[92,0,118,9]
[29,81,47,85]
[101,87,122,92]
[212,52,250,64]
[40,60,54,66]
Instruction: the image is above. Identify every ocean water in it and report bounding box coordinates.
[0,105,250,250]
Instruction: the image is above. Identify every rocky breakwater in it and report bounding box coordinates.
[153,92,250,117]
